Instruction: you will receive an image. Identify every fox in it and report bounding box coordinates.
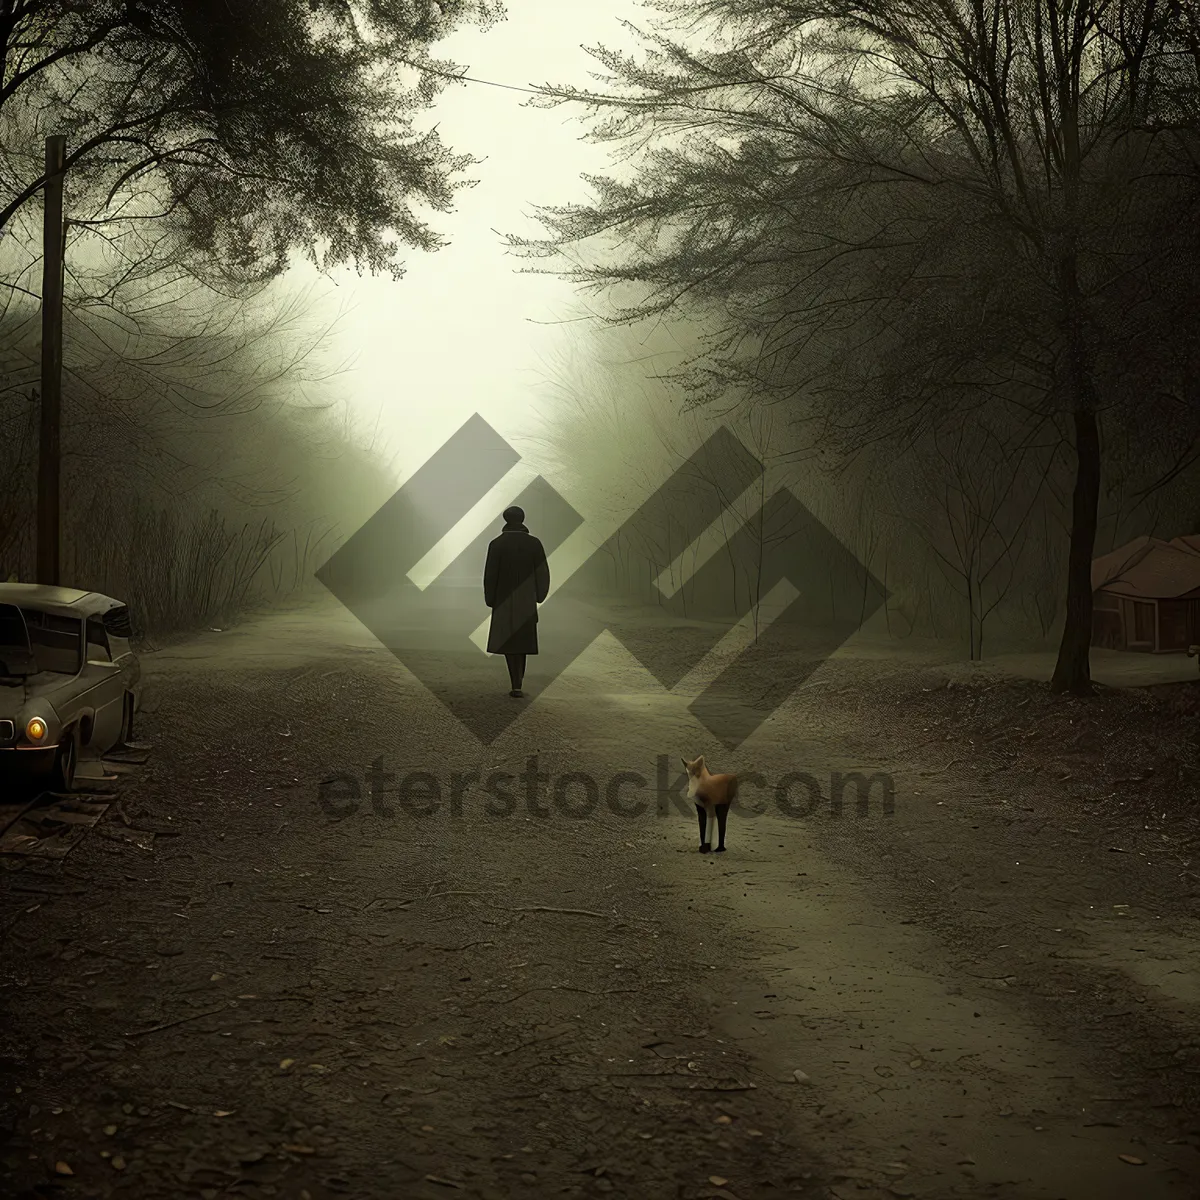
[682,755,738,854]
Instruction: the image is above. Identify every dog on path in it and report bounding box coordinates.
[682,755,738,853]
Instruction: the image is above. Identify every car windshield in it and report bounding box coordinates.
[20,608,81,675]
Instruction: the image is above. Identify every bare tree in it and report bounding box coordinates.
[894,417,1055,659]
[0,210,394,619]
[508,0,1200,695]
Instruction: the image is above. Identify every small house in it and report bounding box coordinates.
[1092,536,1200,652]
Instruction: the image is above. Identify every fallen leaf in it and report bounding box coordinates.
[112,1156,126,1170]
[279,1058,295,1069]
[282,1143,315,1154]
[792,1069,811,1084]
[1118,1155,1145,1165]
[54,1162,73,1175]
[709,1176,729,1187]
[715,1115,733,1125]
[214,1110,234,1118]
[103,1124,117,1136]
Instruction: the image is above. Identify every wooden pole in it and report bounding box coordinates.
[37,135,66,587]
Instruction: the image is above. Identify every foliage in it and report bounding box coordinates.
[0,0,506,287]
[508,0,1200,689]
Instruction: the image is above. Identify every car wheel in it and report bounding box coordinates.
[51,727,78,793]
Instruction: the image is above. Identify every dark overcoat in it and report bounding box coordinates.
[484,522,550,655]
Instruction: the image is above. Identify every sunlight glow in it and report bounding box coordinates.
[310,2,645,487]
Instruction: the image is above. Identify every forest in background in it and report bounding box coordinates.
[505,0,1200,685]
[0,0,505,637]
[0,214,402,637]
[1,0,1198,679]
[530,313,1200,662]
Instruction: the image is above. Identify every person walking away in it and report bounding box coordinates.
[483,505,549,697]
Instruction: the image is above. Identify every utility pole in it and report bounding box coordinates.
[37,135,66,586]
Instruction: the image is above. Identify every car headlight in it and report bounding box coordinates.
[26,717,47,742]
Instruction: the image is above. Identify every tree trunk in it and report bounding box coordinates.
[1050,236,1101,696]
[1050,404,1101,694]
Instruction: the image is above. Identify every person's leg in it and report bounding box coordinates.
[514,653,526,688]
[505,654,522,691]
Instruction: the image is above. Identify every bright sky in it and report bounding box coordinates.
[308,0,648,484]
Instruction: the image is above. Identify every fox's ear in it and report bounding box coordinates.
[680,757,688,770]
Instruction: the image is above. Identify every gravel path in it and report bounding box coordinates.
[1,595,1197,1199]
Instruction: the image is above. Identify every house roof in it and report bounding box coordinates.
[1093,537,1200,599]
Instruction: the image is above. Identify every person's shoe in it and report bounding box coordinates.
[510,688,523,698]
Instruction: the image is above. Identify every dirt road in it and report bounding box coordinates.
[1,594,1197,1199]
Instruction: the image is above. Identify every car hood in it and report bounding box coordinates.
[0,672,71,716]
[0,679,26,713]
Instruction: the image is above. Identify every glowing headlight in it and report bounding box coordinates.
[26,717,47,742]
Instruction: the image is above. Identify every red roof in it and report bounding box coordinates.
[1093,536,1200,599]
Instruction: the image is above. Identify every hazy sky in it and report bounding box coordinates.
[309,0,648,484]
[287,4,807,655]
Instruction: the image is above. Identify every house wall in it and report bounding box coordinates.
[1121,597,1157,651]
[1091,588,1200,652]
[1157,599,1192,651]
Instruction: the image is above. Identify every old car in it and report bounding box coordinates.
[0,584,139,793]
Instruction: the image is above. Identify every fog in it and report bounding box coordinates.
[302,0,651,489]
[0,0,1191,651]
[3,9,1200,1198]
